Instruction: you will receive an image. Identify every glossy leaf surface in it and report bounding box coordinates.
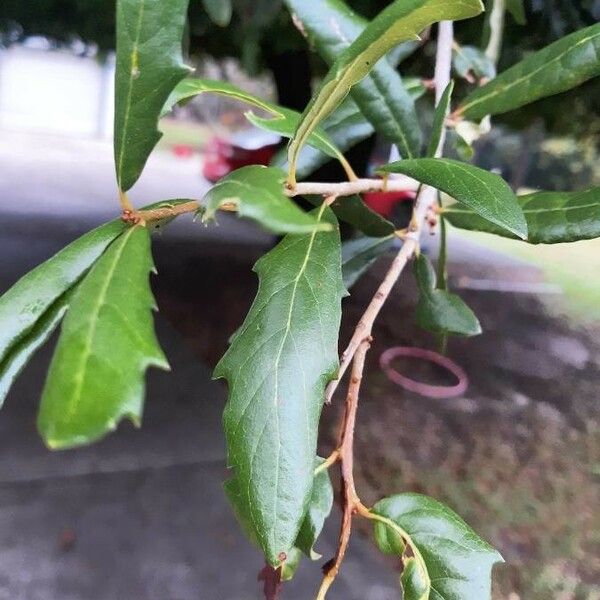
[115,0,191,191]
[413,254,481,337]
[0,220,125,368]
[372,493,503,600]
[379,158,527,239]
[285,0,422,160]
[38,226,168,449]
[203,166,331,234]
[216,206,345,565]
[458,23,600,120]
[287,0,484,183]
[444,187,600,244]
[0,292,70,408]
[342,235,394,289]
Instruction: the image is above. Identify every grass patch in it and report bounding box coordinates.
[453,229,600,323]
[158,118,211,149]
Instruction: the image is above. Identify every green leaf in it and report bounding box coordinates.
[281,547,302,582]
[413,254,481,337]
[162,78,348,168]
[0,220,125,372]
[273,97,375,181]
[402,557,430,600]
[374,515,406,556]
[379,158,528,239]
[277,80,427,182]
[458,23,600,121]
[295,458,334,560]
[426,80,454,158]
[202,0,232,26]
[284,0,423,161]
[114,0,191,192]
[342,235,394,289]
[38,226,169,449]
[281,458,334,581]
[372,493,503,600]
[0,200,191,410]
[444,187,600,244]
[215,205,345,566]
[0,292,70,408]
[505,0,526,25]
[305,194,395,239]
[202,166,331,234]
[452,46,496,82]
[286,0,484,184]
[244,111,340,160]
[229,458,333,582]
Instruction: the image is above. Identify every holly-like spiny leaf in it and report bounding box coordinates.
[413,253,481,337]
[0,220,126,391]
[458,23,600,121]
[342,235,395,290]
[379,158,528,239]
[372,493,503,600]
[286,0,484,185]
[0,199,196,409]
[216,205,345,565]
[444,187,600,244]
[38,226,168,449]
[284,0,422,161]
[114,0,191,192]
[162,78,350,170]
[202,166,331,234]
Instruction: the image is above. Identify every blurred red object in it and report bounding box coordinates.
[363,189,416,217]
[172,144,195,158]
[203,130,280,183]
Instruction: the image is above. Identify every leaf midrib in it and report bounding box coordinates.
[64,227,135,422]
[325,10,414,157]
[447,200,599,216]
[267,202,327,549]
[117,0,147,189]
[460,30,600,115]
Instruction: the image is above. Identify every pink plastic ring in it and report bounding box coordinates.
[379,346,468,399]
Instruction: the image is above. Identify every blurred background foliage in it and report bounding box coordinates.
[1,0,599,142]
